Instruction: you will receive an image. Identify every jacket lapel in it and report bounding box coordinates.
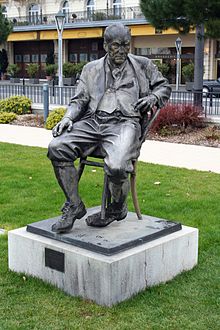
[128,54,149,97]
[88,56,106,106]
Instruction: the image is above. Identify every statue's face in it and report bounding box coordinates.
[105,32,130,66]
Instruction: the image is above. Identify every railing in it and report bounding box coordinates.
[170,91,220,117]
[0,83,76,106]
[11,6,144,27]
[0,83,220,117]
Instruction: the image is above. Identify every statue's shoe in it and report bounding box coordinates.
[51,201,86,233]
[86,203,127,227]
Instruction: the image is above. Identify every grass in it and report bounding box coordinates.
[0,142,220,330]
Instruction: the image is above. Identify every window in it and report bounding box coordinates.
[80,53,88,62]
[69,53,77,63]
[23,54,30,63]
[62,1,69,23]
[15,55,22,63]
[32,54,39,63]
[87,0,94,19]
[29,4,41,24]
[41,54,47,63]
[113,0,121,17]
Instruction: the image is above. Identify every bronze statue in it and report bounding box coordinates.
[47,23,171,233]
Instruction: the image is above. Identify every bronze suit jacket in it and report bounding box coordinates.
[64,54,171,122]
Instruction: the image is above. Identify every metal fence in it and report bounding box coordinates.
[0,83,220,117]
[0,83,76,106]
[170,90,220,116]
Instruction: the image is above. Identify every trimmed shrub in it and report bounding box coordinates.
[26,63,39,78]
[45,107,67,130]
[63,62,75,78]
[45,64,58,77]
[8,63,21,78]
[182,63,194,82]
[154,60,170,77]
[0,111,17,123]
[63,62,87,77]
[0,96,32,114]
[151,103,204,135]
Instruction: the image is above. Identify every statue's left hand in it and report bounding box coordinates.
[52,117,73,137]
[134,95,158,113]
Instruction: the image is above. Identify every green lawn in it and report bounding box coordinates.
[0,142,219,330]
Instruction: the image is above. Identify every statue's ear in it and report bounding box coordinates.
[103,42,108,52]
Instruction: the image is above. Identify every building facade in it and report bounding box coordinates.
[0,0,219,81]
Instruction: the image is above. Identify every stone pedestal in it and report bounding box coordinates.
[8,209,198,306]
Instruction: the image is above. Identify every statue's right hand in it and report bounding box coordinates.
[52,117,73,137]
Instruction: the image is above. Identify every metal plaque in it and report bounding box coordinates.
[45,248,65,273]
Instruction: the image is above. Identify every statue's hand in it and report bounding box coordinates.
[134,95,158,113]
[52,117,73,137]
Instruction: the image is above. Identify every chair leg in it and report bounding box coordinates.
[130,161,142,220]
[78,157,86,182]
[101,174,109,220]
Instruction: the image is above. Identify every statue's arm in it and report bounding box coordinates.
[134,59,171,113]
[63,67,90,122]
[145,59,171,108]
[52,67,90,137]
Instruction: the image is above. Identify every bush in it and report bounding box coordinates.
[74,62,86,74]
[0,111,17,123]
[45,107,67,130]
[154,60,170,77]
[182,63,194,82]
[0,96,32,114]
[63,62,86,78]
[151,103,204,135]
[26,63,39,78]
[45,64,58,76]
[63,62,75,78]
[7,64,20,77]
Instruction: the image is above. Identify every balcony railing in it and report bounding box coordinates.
[10,6,144,27]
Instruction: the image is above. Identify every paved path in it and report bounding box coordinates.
[1,124,220,174]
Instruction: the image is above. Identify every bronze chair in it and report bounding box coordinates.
[77,107,161,222]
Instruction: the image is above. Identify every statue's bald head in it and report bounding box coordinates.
[103,23,131,66]
[104,23,131,44]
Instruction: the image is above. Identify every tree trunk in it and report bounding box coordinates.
[193,24,205,107]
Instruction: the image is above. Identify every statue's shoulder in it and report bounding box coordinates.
[128,54,151,66]
[83,57,105,72]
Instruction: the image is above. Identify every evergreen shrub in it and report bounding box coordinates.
[45,107,67,130]
[7,63,20,77]
[0,96,32,114]
[0,111,17,123]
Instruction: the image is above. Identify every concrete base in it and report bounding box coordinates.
[8,221,198,306]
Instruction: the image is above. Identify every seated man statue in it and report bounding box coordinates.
[48,22,171,233]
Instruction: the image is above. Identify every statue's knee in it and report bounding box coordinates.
[107,166,127,183]
[47,139,64,160]
[48,139,59,154]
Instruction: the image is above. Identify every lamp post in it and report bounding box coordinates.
[106,0,109,18]
[55,11,65,87]
[175,37,182,91]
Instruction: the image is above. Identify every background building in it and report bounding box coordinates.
[0,0,219,81]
